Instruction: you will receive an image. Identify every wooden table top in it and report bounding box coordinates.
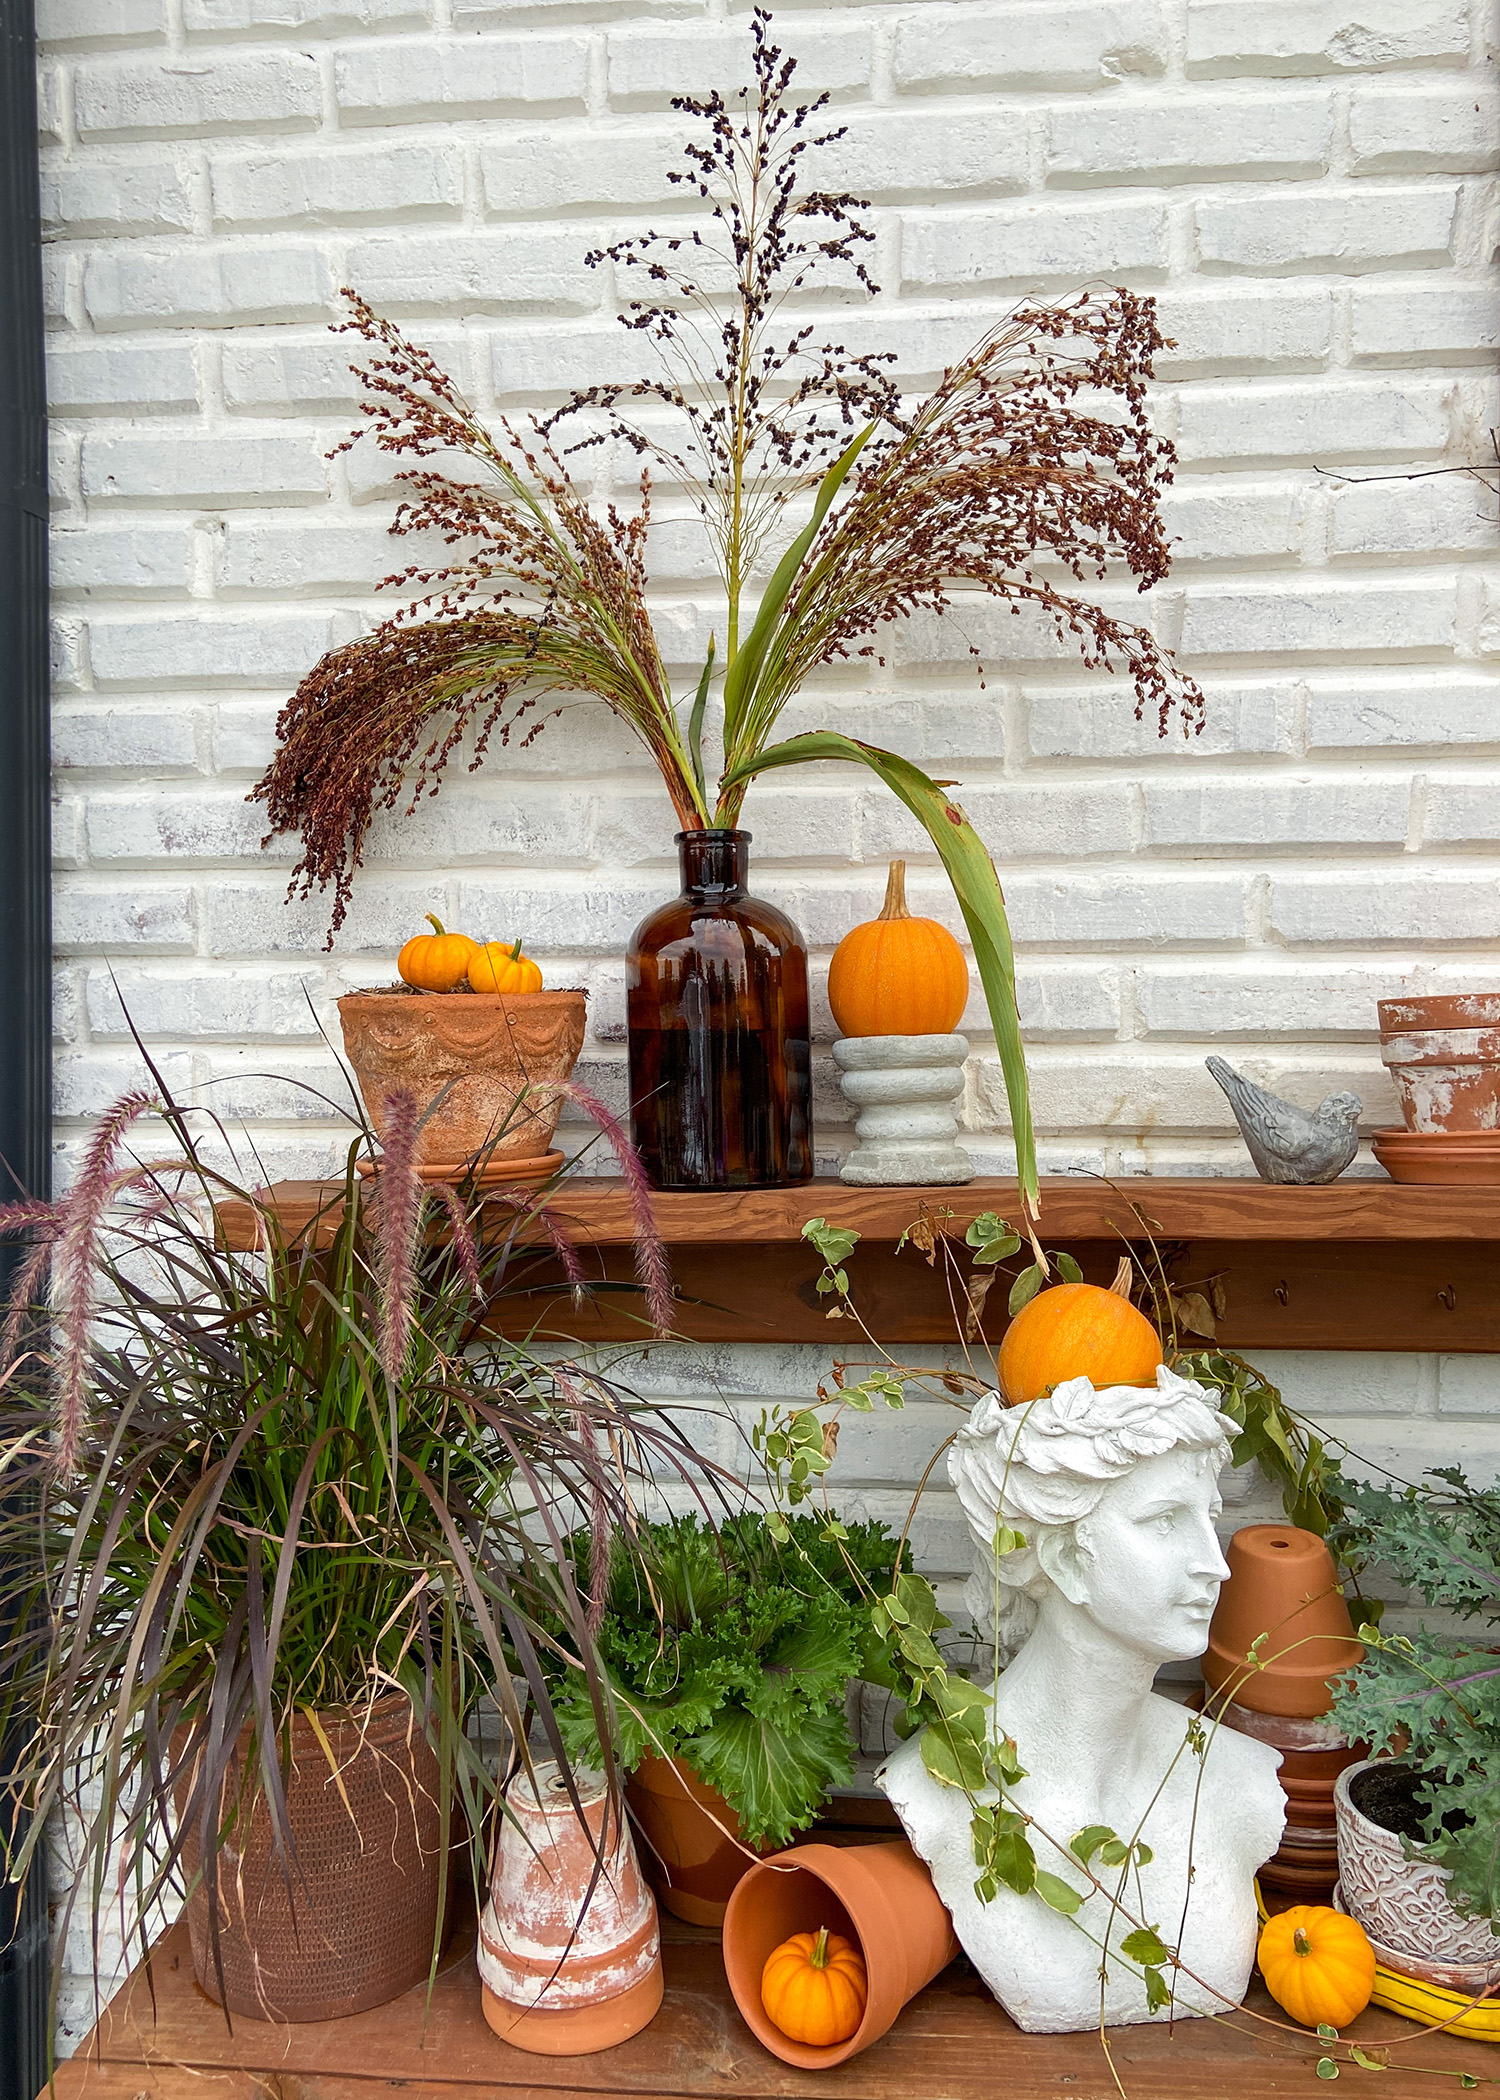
[52,1911,1498,2100]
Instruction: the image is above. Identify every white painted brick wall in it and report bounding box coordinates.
[38,0,1500,2043]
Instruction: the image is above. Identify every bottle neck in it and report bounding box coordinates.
[677,829,750,898]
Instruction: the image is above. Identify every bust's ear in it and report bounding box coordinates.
[1035,1523,1091,1605]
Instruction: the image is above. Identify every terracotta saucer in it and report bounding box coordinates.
[1373,1127,1500,1185]
[356,1149,565,1188]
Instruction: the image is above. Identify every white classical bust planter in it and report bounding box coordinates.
[878,1367,1286,2033]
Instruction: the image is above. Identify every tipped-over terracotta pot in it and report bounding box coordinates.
[722,1840,958,2069]
[1203,1524,1363,1718]
[338,989,586,1170]
[478,1762,662,2056]
[625,1753,767,1926]
[1379,994,1500,1134]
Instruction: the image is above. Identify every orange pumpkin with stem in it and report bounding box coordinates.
[397,914,478,992]
[760,1927,868,2047]
[828,861,969,1038]
[1257,1906,1375,2030]
[997,1264,1164,1405]
[468,939,543,996]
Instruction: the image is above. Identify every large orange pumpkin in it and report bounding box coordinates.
[760,1927,868,2047]
[397,914,478,993]
[997,1279,1164,1405]
[828,861,969,1038]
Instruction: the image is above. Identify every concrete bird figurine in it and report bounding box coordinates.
[1206,1057,1362,1185]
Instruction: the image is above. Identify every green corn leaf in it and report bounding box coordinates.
[722,733,1037,1210]
[686,634,716,799]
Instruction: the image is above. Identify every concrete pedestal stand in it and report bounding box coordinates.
[833,1033,973,1185]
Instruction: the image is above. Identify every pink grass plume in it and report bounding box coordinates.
[372,1087,424,1383]
[556,1082,674,1336]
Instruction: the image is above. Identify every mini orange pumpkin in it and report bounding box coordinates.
[397,914,478,993]
[997,1274,1163,1406]
[828,861,969,1038]
[1258,1906,1375,2031]
[760,1926,868,2048]
[468,938,543,996]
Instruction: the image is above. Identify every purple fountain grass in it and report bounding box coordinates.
[424,1182,483,1300]
[557,1082,674,1336]
[494,1191,588,1307]
[371,1088,424,1383]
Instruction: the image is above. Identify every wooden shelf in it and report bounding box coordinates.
[53,1908,1498,2100]
[216,1175,1500,1352]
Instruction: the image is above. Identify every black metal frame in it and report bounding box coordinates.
[0,0,52,2077]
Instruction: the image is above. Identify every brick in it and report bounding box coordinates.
[51,525,195,595]
[86,786,288,861]
[1269,872,1500,945]
[607,23,870,107]
[358,783,596,866]
[220,337,364,411]
[37,64,65,144]
[42,155,194,235]
[864,780,1136,863]
[185,0,424,35]
[74,52,321,138]
[1330,473,1500,559]
[1350,86,1500,175]
[82,430,326,505]
[1179,578,1456,659]
[481,126,677,216]
[200,874,441,956]
[813,108,1029,198]
[975,1054,1245,1134]
[334,36,588,122]
[55,1049,195,1116]
[492,319,672,398]
[1152,288,1334,377]
[1437,1358,1500,1416]
[87,611,341,687]
[1142,778,1409,852]
[84,241,335,327]
[1047,92,1331,187]
[193,1053,353,1123]
[54,702,200,769]
[1419,779,1500,847]
[85,962,327,1040]
[53,880,196,951]
[1136,965,1406,1039]
[212,142,460,227]
[45,338,199,414]
[1029,680,1298,760]
[38,0,164,42]
[1196,185,1457,274]
[458,874,666,954]
[1013,966,1121,1040]
[1175,380,1450,466]
[1306,674,1500,750]
[903,199,1167,291]
[1005,871,1250,948]
[1246,1351,1425,1417]
[892,2,1166,92]
[1350,285,1500,366]
[1160,483,1304,566]
[344,230,597,314]
[51,617,87,694]
[217,519,403,592]
[1186,0,1468,77]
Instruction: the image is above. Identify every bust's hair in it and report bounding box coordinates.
[950,1365,1236,1663]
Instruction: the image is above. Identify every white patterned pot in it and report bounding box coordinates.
[1334,1760,1500,1968]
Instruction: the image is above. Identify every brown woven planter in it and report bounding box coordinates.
[178,1693,452,2022]
[338,989,587,1169]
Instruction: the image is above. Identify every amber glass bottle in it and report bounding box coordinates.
[626,830,813,1189]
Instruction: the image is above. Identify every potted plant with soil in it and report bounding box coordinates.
[550,1512,906,1923]
[250,13,1203,1198]
[1330,1471,1500,1988]
[0,1076,700,2039]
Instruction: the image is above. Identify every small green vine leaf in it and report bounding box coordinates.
[1316,2059,1340,2081]
[1034,1870,1084,1916]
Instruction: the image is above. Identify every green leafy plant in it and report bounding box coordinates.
[551,1511,906,1849]
[1330,1469,1500,1929]
[250,13,1205,1216]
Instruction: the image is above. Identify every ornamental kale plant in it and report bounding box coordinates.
[551,1511,906,1849]
[251,9,1204,1215]
[1331,1469,1500,1930]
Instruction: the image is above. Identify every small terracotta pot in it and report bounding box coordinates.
[1335,1760,1500,1970]
[1203,1524,1363,1718]
[1372,1126,1500,1185]
[722,1839,958,2069]
[338,990,586,1170]
[1378,995,1500,1134]
[478,1762,662,2056]
[177,1692,450,2022]
[625,1754,766,1926]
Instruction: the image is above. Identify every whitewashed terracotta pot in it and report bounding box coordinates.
[1334,1760,1500,1969]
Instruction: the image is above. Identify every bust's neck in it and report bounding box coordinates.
[993,1590,1166,1790]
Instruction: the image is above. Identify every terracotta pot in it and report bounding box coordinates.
[1378,995,1500,1134]
[478,1762,662,2055]
[625,1753,767,1926]
[1372,1126,1500,1185]
[178,1692,451,2021]
[1203,1524,1363,1718]
[337,990,586,1169]
[1335,1760,1500,1969]
[722,1839,958,2068]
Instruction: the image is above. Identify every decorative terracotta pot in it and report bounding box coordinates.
[178,1692,450,2022]
[625,1753,766,1926]
[478,1762,663,2055]
[1203,1524,1364,1719]
[1334,1760,1500,1970]
[337,989,586,1170]
[1378,994,1500,1134]
[1372,1126,1500,1185]
[722,1839,958,2069]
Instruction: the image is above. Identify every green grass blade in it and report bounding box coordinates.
[722,731,1038,1212]
[686,634,716,801]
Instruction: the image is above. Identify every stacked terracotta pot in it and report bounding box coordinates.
[1375,992,1500,1183]
[1202,1525,1366,1900]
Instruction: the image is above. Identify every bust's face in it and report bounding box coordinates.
[1070,1447,1230,1665]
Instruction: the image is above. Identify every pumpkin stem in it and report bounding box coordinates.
[510,939,524,960]
[810,1926,831,1969]
[1293,1927,1311,1957]
[878,861,910,922]
[1108,1255,1135,1299]
[425,913,446,936]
